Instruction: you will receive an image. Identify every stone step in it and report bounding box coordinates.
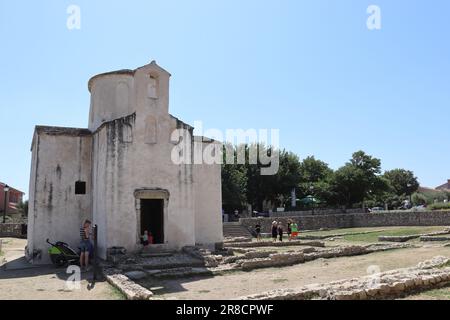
[140,252,175,258]
[223,223,253,238]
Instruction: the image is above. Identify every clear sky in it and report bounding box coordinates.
[1,0,449,197]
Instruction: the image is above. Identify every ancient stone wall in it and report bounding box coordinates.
[0,223,23,237]
[241,211,450,233]
[240,257,450,300]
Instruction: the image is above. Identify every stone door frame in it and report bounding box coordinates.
[134,188,170,249]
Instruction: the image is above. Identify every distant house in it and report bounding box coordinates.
[0,182,25,214]
[436,179,450,192]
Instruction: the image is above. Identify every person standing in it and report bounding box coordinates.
[142,230,150,248]
[255,222,262,242]
[278,223,284,242]
[271,221,278,243]
[287,220,292,241]
[79,219,93,272]
[291,221,299,240]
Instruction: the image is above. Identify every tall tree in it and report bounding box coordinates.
[383,169,419,197]
[245,144,278,211]
[221,164,247,213]
[330,151,383,208]
[297,156,334,205]
[274,150,302,207]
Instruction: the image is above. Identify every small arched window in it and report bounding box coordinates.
[147,75,159,99]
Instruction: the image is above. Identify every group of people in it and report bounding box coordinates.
[254,219,299,242]
[271,220,299,242]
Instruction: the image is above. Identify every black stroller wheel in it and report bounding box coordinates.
[54,255,68,268]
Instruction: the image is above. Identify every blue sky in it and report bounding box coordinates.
[1,0,449,197]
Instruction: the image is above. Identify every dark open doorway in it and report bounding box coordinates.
[140,199,164,244]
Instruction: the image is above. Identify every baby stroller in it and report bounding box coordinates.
[46,239,80,267]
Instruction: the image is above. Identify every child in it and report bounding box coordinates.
[148,232,154,245]
[142,230,149,247]
[291,221,299,239]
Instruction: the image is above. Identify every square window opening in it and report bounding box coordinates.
[75,181,86,195]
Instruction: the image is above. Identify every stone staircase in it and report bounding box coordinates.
[223,222,253,239]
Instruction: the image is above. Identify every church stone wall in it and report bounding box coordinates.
[27,130,92,264]
[27,61,223,263]
[194,139,223,248]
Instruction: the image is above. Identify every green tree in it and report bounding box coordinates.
[245,144,278,211]
[330,151,383,208]
[274,150,302,207]
[17,200,28,216]
[221,144,248,213]
[297,156,334,206]
[221,164,247,213]
[299,156,333,182]
[383,169,419,198]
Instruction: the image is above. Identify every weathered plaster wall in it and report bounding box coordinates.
[27,130,92,263]
[194,140,223,247]
[91,63,198,258]
[89,72,135,131]
[28,61,223,262]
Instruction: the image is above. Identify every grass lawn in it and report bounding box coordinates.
[342,226,446,243]
[109,286,126,300]
[300,226,447,243]
[404,286,450,300]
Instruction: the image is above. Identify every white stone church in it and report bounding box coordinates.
[27,61,223,263]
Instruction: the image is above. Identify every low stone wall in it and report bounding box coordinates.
[420,236,450,242]
[223,237,252,244]
[300,229,387,240]
[110,243,414,281]
[240,256,450,300]
[241,211,450,233]
[379,229,450,243]
[0,223,24,238]
[270,208,362,218]
[235,243,413,272]
[104,268,153,300]
[378,235,419,242]
[225,240,325,249]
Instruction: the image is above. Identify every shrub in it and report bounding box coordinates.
[428,202,450,211]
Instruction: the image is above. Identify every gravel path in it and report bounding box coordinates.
[144,245,450,300]
[0,238,122,300]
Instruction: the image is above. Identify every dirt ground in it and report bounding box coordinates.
[143,245,450,300]
[2,226,450,300]
[0,238,122,300]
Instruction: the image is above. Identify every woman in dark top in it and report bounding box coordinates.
[271,221,278,243]
[79,219,93,272]
[287,220,292,241]
[278,223,284,242]
[255,223,262,242]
